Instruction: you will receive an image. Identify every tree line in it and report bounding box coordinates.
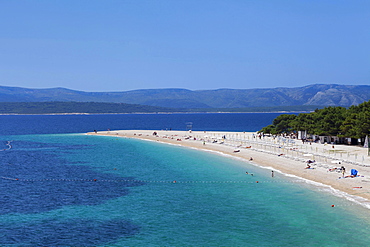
[260,100,370,139]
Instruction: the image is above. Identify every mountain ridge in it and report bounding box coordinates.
[0,84,369,108]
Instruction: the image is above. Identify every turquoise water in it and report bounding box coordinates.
[1,133,369,246]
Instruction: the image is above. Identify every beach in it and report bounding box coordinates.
[88,129,370,206]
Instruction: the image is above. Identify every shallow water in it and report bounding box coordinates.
[1,133,369,246]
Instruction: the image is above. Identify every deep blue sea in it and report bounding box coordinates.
[0,113,369,246]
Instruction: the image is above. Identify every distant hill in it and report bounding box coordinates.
[0,102,322,114]
[0,102,174,114]
[0,84,369,108]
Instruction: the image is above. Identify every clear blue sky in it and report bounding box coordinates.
[0,0,369,92]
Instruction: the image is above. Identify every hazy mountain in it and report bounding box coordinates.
[0,84,369,108]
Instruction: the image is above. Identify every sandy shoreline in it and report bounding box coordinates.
[87,130,370,207]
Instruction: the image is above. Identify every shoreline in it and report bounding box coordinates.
[0,111,311,116]
[87,130,370,208]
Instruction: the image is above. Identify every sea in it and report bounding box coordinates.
[0,113,369,246]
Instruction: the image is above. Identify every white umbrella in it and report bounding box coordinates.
[331,160,342,164]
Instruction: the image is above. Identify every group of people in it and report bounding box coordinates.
[305,159,316,169]
[328,166,347,177]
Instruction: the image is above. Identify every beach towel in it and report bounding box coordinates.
[351,169,358,176]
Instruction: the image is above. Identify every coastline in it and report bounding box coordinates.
[87,130,370,208]
[0,111,310,116]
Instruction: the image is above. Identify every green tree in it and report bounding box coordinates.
[260,124,277,135]
[260,100,370,139]
[341,101,370,138]
[312,106,346,136]
[270,114,297,134]
[290,112,316,133]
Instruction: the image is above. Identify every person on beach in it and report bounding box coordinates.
[345,169,359,178]
[340,166,345,177]
[271,171,274,177]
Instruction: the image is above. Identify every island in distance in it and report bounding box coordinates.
[0,84,369,114]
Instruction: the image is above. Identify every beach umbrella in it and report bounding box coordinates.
[364,135,369,148]
[364,135,369,156]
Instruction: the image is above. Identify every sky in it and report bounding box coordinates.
[0,0,369,92]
